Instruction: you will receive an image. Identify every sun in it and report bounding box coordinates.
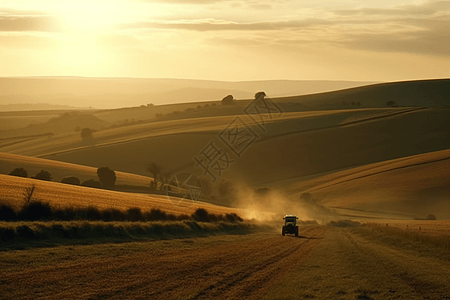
[55,0,123,32]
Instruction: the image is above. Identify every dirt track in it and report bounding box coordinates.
[1,225,450,299]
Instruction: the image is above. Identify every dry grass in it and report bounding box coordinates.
[0,174,243,216]
[0,152,151,185]
[0,219,261,250]
[290,148,450,219]
[363,221,450,251]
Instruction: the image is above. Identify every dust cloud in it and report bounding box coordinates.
[230,182,339,224]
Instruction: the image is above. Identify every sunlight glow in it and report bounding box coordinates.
[55,0,123,32]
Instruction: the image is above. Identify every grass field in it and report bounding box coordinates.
[1,79,450,299]
[288,149,450,219]
[0,174,244,217]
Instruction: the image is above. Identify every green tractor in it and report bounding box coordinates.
[282,215,299,237]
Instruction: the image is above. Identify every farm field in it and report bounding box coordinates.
[287,148,450,220]
[0,174,244,217]
[0,153,151,186]
[1,225,450,300]
[1,78,450,299]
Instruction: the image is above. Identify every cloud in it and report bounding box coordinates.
[119,0,450,57]
[0,15,61,32]
[119,19,332,31]
[340,17,450,57]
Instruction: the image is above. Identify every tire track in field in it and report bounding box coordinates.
[345,229,450,299]
[0,227,326,300]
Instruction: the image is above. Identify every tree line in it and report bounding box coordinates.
[7,166,116,189]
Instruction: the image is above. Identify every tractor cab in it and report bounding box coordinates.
[282,215,299,236]
[283,215,298,226]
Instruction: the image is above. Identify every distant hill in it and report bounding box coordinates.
[278,78,450,108]
[0,103,87,111]
[0,111,109,138]
[287,149,450,220]
[0,77,375,109]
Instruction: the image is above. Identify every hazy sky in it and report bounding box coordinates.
[0,0,449,81]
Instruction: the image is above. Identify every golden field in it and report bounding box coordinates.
[0,174,243,217]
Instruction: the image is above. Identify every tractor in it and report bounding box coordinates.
[282,215,299,236]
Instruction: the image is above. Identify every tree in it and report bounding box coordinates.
[8,167,28,178]
[81,179,102,188]
[80,127,94,140]
[255,91,266,100]
[147,163,169,190]
[33,170,52,181]
[221,95,234,105]
[61,176,81,185]
[386,100,396,107]
[357,101,361,106]
[426,214,437,220]
[97,167,116,188]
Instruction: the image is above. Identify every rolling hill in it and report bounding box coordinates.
[0,174,243,217]
[0,77,375,109]
[1,78,449,220]
[277,78,450,108]
[287,149,450,220]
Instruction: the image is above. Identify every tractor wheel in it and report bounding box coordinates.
[295,227,298,237]
[282,226,285,236]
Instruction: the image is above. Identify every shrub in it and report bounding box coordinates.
[33,170,52,181]
[426,214,437,220]
[225,213,243,222]
[221,95,234,105]
[85,206,102,220]
[19,201,52,221]
[97,167,116,188]
[0,227,15,242]
[16,225,36,239]
[81,179,102,188]
[8,167,28,178]
[254,91,266,100]
[146,208,170,221]
[81,127,94,140]
[127,208,143,221]
[53,207,76,221]
[0,204,17,221]
[192,208,209,222]
[61,176,81,185]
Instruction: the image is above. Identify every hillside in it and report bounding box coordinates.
[0,152,151,186]
[0,111,109,138]
[277,78,450,108]
[286,149,450,220]
[0,77,374,109]
[0,174,242,216]
[1,78,447,136]
[1,79,449,220]
[1,106,449,191]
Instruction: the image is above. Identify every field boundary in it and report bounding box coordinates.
[0,220,271,251]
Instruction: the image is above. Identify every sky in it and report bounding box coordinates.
[0,0,449,81]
